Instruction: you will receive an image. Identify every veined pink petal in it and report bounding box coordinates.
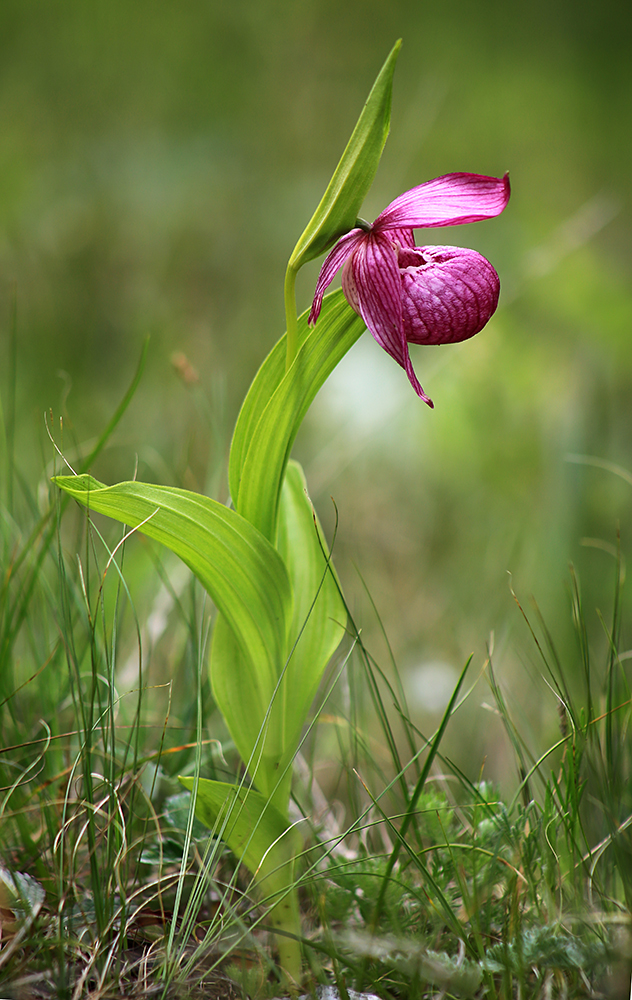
[386,227,416,249]
[398,245,500,345]
[375,172,510,231]
[347,233,433,405]
[401,349,434,406]
[308,228,365,325]
[349,234,402,357]
[341,230,416,317]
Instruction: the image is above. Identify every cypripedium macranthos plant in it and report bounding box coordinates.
[55,39,508,988]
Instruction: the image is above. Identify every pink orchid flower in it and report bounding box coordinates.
[309,172,510,406]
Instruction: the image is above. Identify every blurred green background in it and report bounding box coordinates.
[2,0,631,781]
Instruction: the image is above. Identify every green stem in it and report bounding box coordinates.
[269,882,302,992]
[284,263,299,372]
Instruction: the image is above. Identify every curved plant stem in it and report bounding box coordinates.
[269,886,302,992]
[284,264,299,372]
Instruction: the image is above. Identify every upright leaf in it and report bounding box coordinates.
[287,39,401,270]
[229,290,365,541]
[211,461,347,805]
[210,615,290,806]
[275,461,346,768]
[227,317,303,509]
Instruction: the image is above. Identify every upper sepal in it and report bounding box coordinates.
[287,39,401,272]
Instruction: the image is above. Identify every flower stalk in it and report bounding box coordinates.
[284,262,299,371]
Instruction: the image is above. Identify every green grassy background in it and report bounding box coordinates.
[2,0,631,782]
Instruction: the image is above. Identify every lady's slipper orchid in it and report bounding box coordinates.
[309,172,510,406]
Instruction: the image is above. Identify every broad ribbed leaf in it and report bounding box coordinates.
[211,461,347,805]
[287,40,401,270]
[53,476,292,699]
[227,320,300,509]
[179,777,295,877]
[275,461,346,765]
[179,777,301,932]
[229,290,365,541]
[210,614,290,806]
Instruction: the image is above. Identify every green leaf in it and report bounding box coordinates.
[287,39,401,270]
[229,289,365,542]
[210,615,288,804]
[0,867,45,922]
[179,776,303,977]
[211,461,346,806]
[52,476,292,704]
[0,867,45,961]
[275,460,346,766]
[178,777,298,886]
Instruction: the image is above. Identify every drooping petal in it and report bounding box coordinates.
[308,228,365,325]
[375,172,510,231]
[398,245,500,345]
[349,233,402,355]
[346,233,433,405]
[401,349,434,406]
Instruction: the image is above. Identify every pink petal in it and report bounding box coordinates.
[387,227,417,249]
[402,354,434,406]
[349,234,402,356]
[346,233,434,405]
[308,229,365,325]
[375,172,510,231]
[398,245,500,345]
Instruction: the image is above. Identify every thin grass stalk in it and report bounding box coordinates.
[568,566,594,730]
[486,657,534,807]
[604,540,623,787]
[4,283,17,519]
[353,631,411,814]
[90,518,148,963]
[0,339,149,701]
[371,655,472,928]
[356,567,419,775]
[510,581,578,731]
[322,572,414,829]
[355,772,472,947]
[162,588,207,984]
[347,657,473,991]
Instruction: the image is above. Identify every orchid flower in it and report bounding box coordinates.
[309,171,510,406]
